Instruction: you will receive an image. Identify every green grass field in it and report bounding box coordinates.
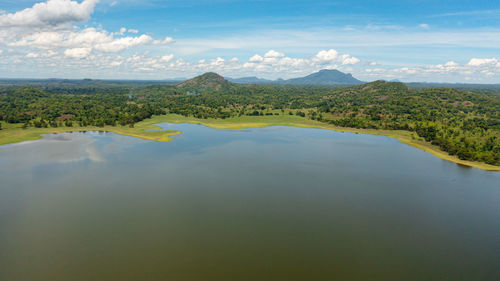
[1,114,499,171]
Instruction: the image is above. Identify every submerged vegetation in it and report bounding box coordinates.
[0,73,499,167]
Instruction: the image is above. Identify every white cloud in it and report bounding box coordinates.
[243,62,255,68]
[359,58,500,82]
[160,54,174,63]
[315,49,338,62]
[340,55,360,65]
[0,0,99,28]
[264,50,285,58]
[239,49,361,76]
[153,36,174,45]
[419,23,430,29]
[94,34,154,52]
[0,0,173,58]
[249,54,263,62]
[5,27,169,55]
[277,57,307,67]
[64,47,91,58]
[445,61,459,67]
[128,29,139,34]
[210,57,225,66]
[26,52,39,58]
[467,58,498,66]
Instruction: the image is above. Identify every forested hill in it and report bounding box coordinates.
[0,78,499,166]
[176,72,233,92]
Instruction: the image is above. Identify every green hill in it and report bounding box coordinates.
[177,72,233,92]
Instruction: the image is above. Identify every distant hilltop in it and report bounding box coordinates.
[176,72,232,91]
[227,69,363,85]
[174,70,365,92]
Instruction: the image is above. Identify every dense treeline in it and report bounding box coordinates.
[0,78,498,165]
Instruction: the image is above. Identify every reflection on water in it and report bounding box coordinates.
[0,132,105,168]
[0,124,499,281]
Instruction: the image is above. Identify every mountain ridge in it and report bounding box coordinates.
[228,69,363,85]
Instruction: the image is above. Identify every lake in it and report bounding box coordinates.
[0,123,499,281]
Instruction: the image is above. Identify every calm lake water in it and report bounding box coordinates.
[0,124,499,281]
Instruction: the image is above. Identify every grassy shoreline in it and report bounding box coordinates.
[0,116,180,145]
[1,114,499,171]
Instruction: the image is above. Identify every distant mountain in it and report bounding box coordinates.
[405,82,500,91]
[227,76,273,84]
[228,69,363,85]
[177,72,233,91]
[284,69,362,85]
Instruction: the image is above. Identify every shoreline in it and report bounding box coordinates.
[0,116,181,146]
[1,114,499,171]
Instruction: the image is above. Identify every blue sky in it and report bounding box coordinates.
[0,0,499,82]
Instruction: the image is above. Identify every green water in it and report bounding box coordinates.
[1,124,499,281]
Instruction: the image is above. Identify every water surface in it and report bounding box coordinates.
[1,124,499,281]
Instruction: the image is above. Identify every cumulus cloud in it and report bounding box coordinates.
[249,54,264,62]
[315,49,338,62]
[168,48,362,78]
[94,34,154,52]
[160,54,174,63]
[64,47,91,58]
[264,50,285,58]
[312,49,359,65]
[241,48,360,76]
[5,27,165,55]
[0,0,99,28]
[445,61,459,67]
[339,54,360,65]
[243,62,255,68]
[0,0,173,58]
[468,58,498,66]
[210,57,225,66]
[358,57,499,82]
